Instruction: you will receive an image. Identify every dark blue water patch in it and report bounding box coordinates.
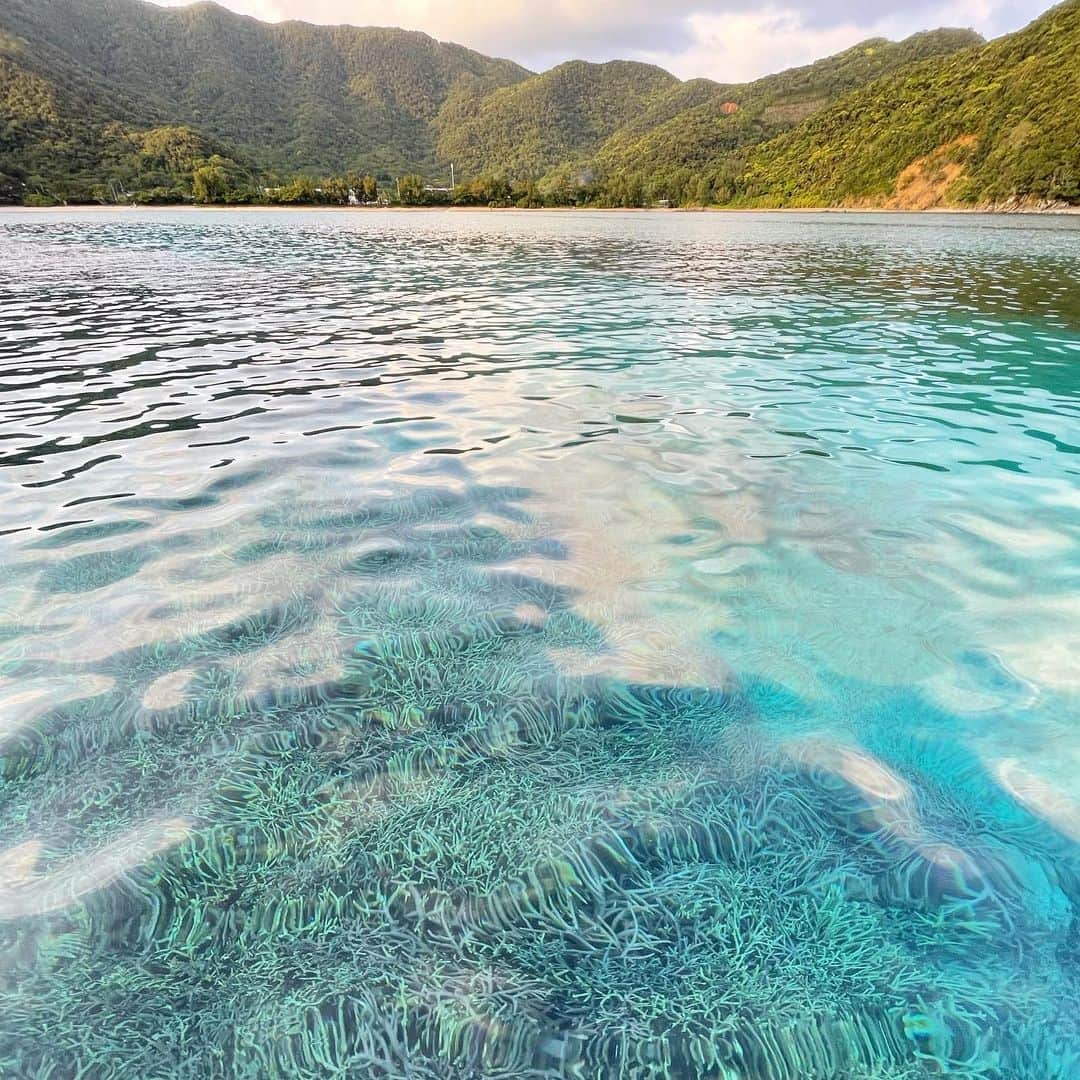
[35,544,156,594]
[27,518,151,549]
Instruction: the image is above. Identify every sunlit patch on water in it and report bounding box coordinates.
[0,208,1078,1077]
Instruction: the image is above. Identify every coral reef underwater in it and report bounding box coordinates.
[1,481,1079,1079]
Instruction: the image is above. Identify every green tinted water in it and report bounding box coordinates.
[0,209,1078,1077]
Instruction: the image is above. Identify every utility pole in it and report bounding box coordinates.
[450,163,455,191]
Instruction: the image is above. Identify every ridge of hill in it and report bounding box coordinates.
[741,0,1080,208]
[591,30,984,193]
[1,0,1075,210]
[0,0,530,186]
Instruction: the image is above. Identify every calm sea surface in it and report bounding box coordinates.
[0,208,1079,1078]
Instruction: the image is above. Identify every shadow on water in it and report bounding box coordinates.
[0,478,1078,1079]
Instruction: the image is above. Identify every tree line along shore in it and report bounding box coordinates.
[3,0,1077,212]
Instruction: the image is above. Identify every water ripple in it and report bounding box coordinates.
[0,209,1078,1078]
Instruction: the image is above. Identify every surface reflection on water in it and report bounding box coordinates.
[0,209,1078,1078]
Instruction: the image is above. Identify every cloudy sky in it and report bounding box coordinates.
[154,0,1053,81]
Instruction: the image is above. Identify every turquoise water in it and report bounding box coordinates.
[0,208,1079,1078]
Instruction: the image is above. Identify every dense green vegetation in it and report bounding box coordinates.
[434,59,680,179]
[431,32,984,196]
[592,30,984,203]
[1,0,1077,208]
[741,0,1080,207]
[0,0,529,199]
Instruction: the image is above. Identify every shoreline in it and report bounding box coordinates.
[2,203,1078,216]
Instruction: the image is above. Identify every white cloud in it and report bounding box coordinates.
[151,0,1054,81]
[649,10,880,83]
[638,1,1024,82]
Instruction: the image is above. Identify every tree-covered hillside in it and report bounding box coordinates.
[0,0,1076,209]
[0,0,530,181]
[741,0,1080,207]
[434,60,679,179]
[593,30,983,190]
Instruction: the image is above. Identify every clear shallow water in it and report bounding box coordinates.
[0,208,1078,1078]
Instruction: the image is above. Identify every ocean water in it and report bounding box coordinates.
[0,207,1078,1078]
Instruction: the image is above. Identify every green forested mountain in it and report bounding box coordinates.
[741,0,1080,207]
[434,60,680,179]
[0,0,529,194]
[435,30,983,185]
[592,30,983,193]
[0,0,1076,208]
